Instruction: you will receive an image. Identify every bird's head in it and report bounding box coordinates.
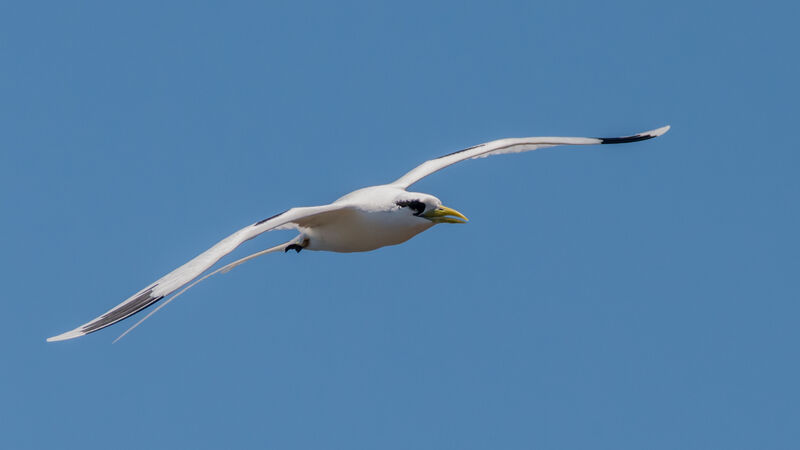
[394,192,468,224]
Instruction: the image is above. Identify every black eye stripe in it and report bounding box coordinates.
[396,200,426,216]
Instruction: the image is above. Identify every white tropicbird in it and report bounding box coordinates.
[47,125,670,342]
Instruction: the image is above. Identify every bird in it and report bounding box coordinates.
[47,125,670,342]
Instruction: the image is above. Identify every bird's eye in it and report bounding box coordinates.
[395,200,426,216]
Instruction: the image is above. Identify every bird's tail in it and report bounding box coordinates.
[113,238,301,343]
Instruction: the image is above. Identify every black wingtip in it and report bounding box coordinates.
[600,134,654,144]
[82,288,164,334]
[599,125,670,144]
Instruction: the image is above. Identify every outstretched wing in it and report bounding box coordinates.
[391,126,670,189]
[47,204,351,342]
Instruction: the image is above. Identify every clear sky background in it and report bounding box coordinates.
[2,1,798,449]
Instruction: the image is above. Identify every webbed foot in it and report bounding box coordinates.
[285,244,303,253]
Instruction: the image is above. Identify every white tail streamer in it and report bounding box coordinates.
[113,240,296,343]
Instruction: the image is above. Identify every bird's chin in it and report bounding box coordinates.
[422,205,469,224]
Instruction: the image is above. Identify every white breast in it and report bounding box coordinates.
[303,207,433,253]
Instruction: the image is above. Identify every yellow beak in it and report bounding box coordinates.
[422,205,469,224]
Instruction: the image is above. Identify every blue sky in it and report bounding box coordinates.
[2,1,798,449]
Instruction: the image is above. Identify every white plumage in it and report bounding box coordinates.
[47,125,670,342]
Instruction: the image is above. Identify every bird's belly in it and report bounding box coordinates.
[304,212,433,253]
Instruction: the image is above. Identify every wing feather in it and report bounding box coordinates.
[391,126,670,189]
[47,204,349,342]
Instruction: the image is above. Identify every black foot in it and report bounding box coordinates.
[285,244,303,253]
